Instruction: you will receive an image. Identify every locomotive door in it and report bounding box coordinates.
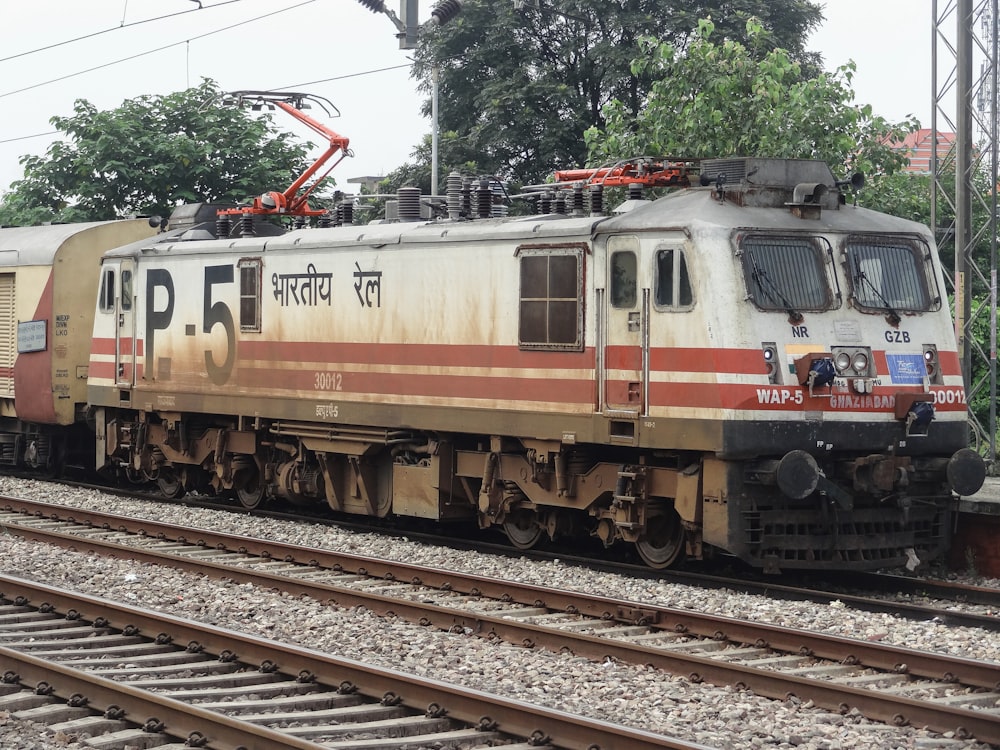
[603,235,647,416]
[114,260,136,388]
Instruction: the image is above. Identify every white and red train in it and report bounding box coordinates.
[0,156,987,571]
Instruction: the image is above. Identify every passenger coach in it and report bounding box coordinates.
[0,219,156,471]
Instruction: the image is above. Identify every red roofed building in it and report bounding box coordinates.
[890,129,956,173]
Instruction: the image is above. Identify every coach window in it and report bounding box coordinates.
[518,246,584,351]
[654,247,693,309]
[98,268,115,313]
[238,258,262,332]
[609,236,638,308]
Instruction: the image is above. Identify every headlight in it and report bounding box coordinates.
[852,352,869,373]
[834,352,851,372]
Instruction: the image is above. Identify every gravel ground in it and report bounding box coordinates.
[0,477,995,750]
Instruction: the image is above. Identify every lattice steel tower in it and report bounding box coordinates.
[933,0,998,468]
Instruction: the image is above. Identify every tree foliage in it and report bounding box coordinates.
[411,0,824,187]
[380,130,482,198]
[859,172,934,225]
[585,19,918,177]
[0,80,310,226]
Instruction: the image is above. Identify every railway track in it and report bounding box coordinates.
[3,495,1000,745]
[47,477,1000,623]
[12,481,1000,632]
[795,569,1000,610]
[0,574,699,750]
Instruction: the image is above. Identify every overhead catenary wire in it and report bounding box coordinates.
[0,58,431,147]
[0,0,451,184]
[0,131,59,146]
[0,0,257,65]
[0,0,317,100]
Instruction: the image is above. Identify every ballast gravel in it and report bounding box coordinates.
[0,476,994,750]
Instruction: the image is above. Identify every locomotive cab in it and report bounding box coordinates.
[587,158,984,570]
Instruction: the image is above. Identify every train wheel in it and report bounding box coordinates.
[236,470,267,510]
[157,471,186,499]
[635,505,685,569]
[503,507,542,550]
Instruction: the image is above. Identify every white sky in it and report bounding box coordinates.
[0,1,957,200]
[811,0,937,127]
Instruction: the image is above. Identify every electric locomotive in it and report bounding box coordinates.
[86,157,986,571]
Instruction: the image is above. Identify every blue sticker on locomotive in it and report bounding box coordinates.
[886,353,925,384]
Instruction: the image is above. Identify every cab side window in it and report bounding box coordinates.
[655,247,693,308]
[121,269,133,311]
[608,235,639,310]
[99,268,115,313]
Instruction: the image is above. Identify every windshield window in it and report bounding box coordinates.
[739,235,834,313]
[846,237,937,313]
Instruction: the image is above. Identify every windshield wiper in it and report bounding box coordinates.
[748,252,803,323]
[854,269,901,326]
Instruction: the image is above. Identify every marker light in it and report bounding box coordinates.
[923,345,941,383]
[762,343,779,383]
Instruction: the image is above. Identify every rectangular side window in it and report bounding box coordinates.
[239,258,262,332]
[518,248,583,350]
[99,268,115,313]
[655,248,693,308]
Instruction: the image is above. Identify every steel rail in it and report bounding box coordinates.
[3,502,1000,688]
[6,495,1000,629]
[0,645,331,750]
[0,573,706,750]
[4,513,1000,744]
[815,569,1000,608]
[23,488,1000,627]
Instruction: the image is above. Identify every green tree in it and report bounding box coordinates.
[411,0,824,187]
[380,130,484,197]
[0,80,311,226]
[859,172,934,223]
[586,18,917,178]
